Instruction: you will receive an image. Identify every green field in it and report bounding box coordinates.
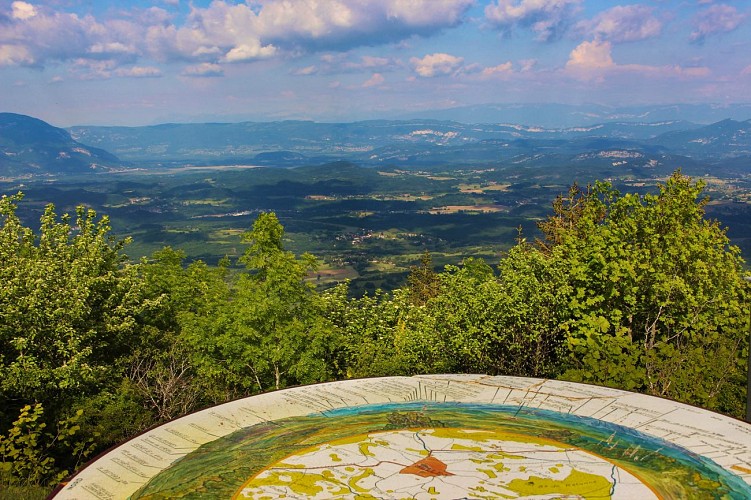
[3,161,750,294]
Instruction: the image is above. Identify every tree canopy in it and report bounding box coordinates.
[0,171,748,489]
[538,173,748,414]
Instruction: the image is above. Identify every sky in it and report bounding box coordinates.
[1,0,750,126]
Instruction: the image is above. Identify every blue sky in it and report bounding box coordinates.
[1,0,749,126]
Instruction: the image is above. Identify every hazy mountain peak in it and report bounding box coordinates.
[1,113,123,177]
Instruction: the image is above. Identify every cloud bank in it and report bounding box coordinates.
[690,4,746,42]
[0,0,475,72]
[484,0,582,41]
[577,4,662,42]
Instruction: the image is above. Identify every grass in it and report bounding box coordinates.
[0,485,51,500]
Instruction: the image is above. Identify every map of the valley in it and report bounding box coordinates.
[238,428,654,498]
[52,375,751,499]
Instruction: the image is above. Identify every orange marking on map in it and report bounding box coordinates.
[731,465,751,475]
[400,456,453,477]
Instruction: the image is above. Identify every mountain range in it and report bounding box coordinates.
[0,113,122,177]
[1,111,750,177]
[67,116,751,168]
[394,103,751,128]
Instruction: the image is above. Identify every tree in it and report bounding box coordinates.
[128,247,230,419]
[331,251,570,380]
[0,193,144,483]
[185,213,341,396]
[322,283,413,378]
[0,193,139,411]
[394,252,570,377]
[407,250,440,305]
[540,172,749,416]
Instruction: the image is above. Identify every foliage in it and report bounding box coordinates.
[73,383,154,454]
[540,172,749,415]
[0,404,95,487]
[407,250,441,305]
[0,484,49,500]
[324,284,413,378]
[331,251,571,379]
[384,252,570,377]
[1,170,748,485]
[0,193,147,483]
[184,213,342,397]
[331,172,748,416]
[0,193,136,410]
[131,247,229,412]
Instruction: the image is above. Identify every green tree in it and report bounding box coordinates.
[0,194,138,410]
[541,173,748,416]
[128,247,230,419]
[324,283,416,378]
[394,252,570,377]
[0,404,95,486]
[407,250,440,305]
[185,213,341,396]
[0,193,144,483]
[332,252,570,380]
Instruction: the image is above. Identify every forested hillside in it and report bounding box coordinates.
[0,171,748,490]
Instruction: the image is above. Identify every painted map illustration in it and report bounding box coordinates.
[234,425,655,498]
[52,375,751,499]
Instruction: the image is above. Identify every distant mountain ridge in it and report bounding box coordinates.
[0,113,123,177]
[395,103,751,128]
[647,119,751,158]
[68,117,751,164]
[1,112,750,179]
[67,119,704,163]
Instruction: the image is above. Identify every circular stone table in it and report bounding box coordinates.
[52,375,751,499]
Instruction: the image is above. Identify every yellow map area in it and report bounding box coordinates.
[236,428,657,499]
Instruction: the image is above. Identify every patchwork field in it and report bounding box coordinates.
[3,160,750,295]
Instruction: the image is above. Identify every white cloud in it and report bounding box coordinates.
[0,3,148,67]
[70,58,119,80]
[356,56,391,69]
[519,58,537,72]
[578,5,662,43]
[362,73,385,87]
[0,0,473,70]
[481,61,513,77]
[566,40,614,70]
[293,65,318,75]
[87,42,138,60]
[223,41,277,63]
[295,54,401,76]
[690,4,746,42]
[11,1,37,20]
[181,62,224,77]
[115,66,163,78]
[0,44,34,66]
[565,40,710,81]
[342,55,400,73]
[485,0,582,41]
[133,6,174,26]
[385,0,474,26]
[253,0,358,39]
[170,0,473,59]
[411,53,464,77]
[190,46,223,59]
